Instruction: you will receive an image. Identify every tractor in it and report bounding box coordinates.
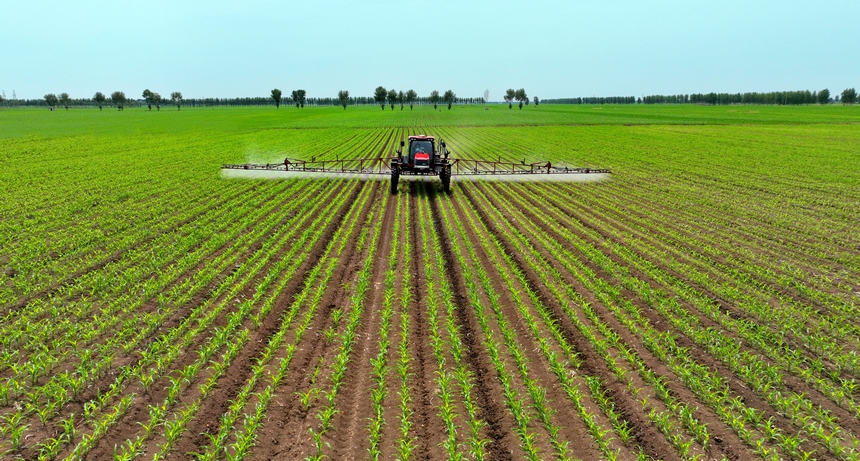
[390,135,452,194]
[221,136,610,191]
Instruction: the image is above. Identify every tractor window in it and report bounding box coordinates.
[410,141,433,157]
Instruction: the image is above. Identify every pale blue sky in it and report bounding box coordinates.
[2,0,858,100]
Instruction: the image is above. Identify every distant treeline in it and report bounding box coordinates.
[5,98,106,108]
[1,96,487,108]
[543,89,856,105]
[544,96,636,105]
[5,88,856,108]
[172,96,486,107]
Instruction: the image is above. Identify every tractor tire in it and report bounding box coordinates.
[391,169,400,194]
[440,166,451,193]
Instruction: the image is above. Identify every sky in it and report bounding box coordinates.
[2,0,858,101]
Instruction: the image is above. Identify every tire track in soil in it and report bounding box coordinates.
[462,183,678,461]
[329,185,398,461]
[368,192,407,459]
[493,183,805,459]
[427,183,517,461]
[400,188,447,461]
[250,182,383,460]
[376,193,410,460]
[160,182,367,460]
[533,183,860,441]
[450,187,598,460]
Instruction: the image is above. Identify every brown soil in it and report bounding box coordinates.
[6,177,857,461]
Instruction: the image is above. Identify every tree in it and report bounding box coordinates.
[142,89,156,110]
[405,89,417,110]
[295,89,307,108]
[430,90,440,109]
[817,88,830,104]
[153,92,162,110]
[397,90,405,110]
[533,96,539,106]
[59,92,71,110]
[0,94,4,106]
[171,91,183,110]
[44,93,58,110]
[504,88,515,109]
[374,86,388,110]
[387,89,397,110]
[443,90,456,110]
[93,92,106,111]
[515,88,527,109]
[338,90,350,109]
[111,91,127,110]
[842,88,857,104]
[271,88,282,108]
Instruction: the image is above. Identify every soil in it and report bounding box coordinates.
[4,180,856,461]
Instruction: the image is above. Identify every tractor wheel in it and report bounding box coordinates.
[440,166,451,193]
[391,169,400,194]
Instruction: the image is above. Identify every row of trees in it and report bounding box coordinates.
[543,88,859,105]
[140,90,184,111]
[269,89,308,108]
[543,96,637,105]
[502,88,537,109]
[3,94,493,109]
[37,91,184,111]
[373,87,457,110]
[8,87,856,110]
[271,87,465,110]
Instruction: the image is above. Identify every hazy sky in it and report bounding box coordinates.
[2,0,858,100]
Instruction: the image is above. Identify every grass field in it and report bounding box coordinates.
[2,104,860,460]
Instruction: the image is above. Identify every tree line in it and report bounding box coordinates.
[543,96,636,105]
[542,88,858,105]
[3,87,856,109]
[271,87,489,110]
[2,90,487,109]
[3,91,184,110]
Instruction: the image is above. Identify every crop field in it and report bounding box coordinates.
[2,104,860,460]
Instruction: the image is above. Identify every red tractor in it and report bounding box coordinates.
[222,136,611,190]
[390,135,452,194]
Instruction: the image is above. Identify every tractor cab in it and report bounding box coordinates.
[409,139,433,170]
[398,135,438,170]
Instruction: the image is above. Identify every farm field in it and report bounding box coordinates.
[2,104,860,460]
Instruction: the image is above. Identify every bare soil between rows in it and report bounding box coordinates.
[6,180,856,461]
